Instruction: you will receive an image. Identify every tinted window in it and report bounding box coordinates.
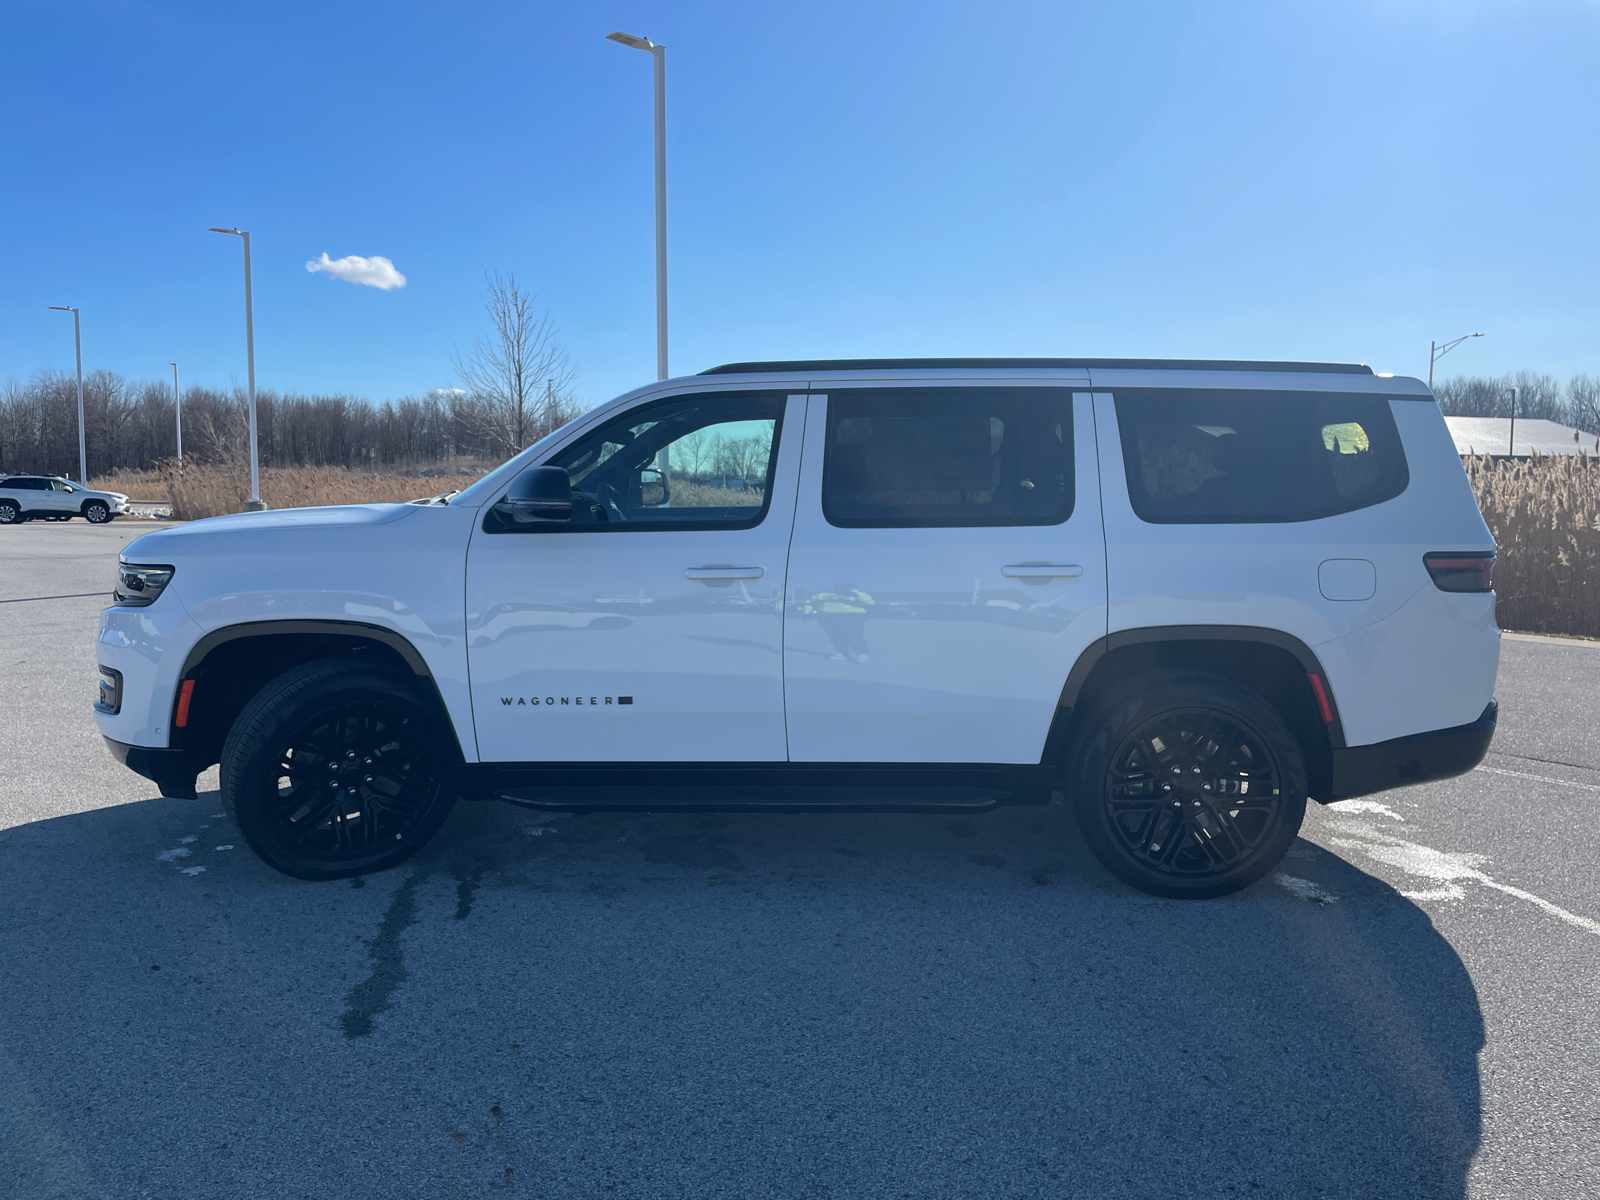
[823,388,1074,528]
[526,392,784,532]
[3,478,44,491]
[1115,389,1409,523]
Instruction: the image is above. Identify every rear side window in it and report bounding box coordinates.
[1114,389,1409,523]
[823,388,1074,528]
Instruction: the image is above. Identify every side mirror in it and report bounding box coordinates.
[639,466,668,507]
[493,465,572,527]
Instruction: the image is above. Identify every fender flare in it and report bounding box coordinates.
[1054,624,1347,748]
[177,618,433,682]
[172,619,463,763]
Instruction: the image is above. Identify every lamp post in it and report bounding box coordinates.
[1507,386,1520,458]
[1429,331,1484,390]
[606,30,668,380]
[208,226,266,510]
[170,362,182,461]
[47,306,87,484]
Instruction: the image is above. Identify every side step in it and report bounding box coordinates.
[494,785,1009,814]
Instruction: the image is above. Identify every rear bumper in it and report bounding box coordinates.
[1328,700,1496,801]
[103,737,197,800]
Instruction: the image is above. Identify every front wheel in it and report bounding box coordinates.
[83,501,112,523]
[1070,671,1307,899]
[221,659,458,880]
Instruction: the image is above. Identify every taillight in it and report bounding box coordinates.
[1424,551,1496,593]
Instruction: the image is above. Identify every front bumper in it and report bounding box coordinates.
[1328,700,1497,801]
[103,737,197,800]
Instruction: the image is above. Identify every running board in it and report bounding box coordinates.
[493,784,1009,814]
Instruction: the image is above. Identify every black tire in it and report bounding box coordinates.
[0,501,19,525]
[220,658,457,881]
[1069,670,1307,899]
[82,500,112,523]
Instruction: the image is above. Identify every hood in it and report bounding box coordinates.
[121,503,419,561]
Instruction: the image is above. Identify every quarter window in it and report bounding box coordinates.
[1114,390,1409,523]
[822,388,1075,528]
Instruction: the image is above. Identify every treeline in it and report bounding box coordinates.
[0,369,580,478]
[1434,371,1600,432]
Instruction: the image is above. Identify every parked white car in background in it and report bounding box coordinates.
[93,358,1500,897]
[0,475,129,524]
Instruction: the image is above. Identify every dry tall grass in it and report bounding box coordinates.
[1465,453,1600,637]
[91,462,488,520]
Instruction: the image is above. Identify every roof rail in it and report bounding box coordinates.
[700,357,1374,376]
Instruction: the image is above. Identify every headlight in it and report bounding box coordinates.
[114,562,175,607]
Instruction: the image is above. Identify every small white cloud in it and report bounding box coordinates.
[306,252,407,290]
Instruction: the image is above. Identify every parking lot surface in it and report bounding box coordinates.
[1,521,1596,1199]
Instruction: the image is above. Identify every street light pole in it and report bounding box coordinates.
[606,31,669,380]
[1428,331,1484,390]
[171,362,182,461]
[1507,386,1520,458]
[47,306,87,484]
[208,227,265,510]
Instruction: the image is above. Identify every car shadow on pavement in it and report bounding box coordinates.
[0,792,1481,1200]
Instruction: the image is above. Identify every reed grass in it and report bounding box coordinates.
[1465,453,1600,638]
[91,462,487,521]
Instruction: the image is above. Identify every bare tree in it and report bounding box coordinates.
[1568,375,1600,435]
[451,272,577,457]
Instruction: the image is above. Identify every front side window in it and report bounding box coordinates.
[535,392,784,532]
[822,388,1075,528]
[1115,389,1409,524]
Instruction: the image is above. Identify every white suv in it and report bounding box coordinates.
[0,475,129,524]
[95,359,1499,897]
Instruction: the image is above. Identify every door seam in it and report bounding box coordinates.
[779,393,814,762]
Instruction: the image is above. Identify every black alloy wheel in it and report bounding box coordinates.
[221,659,457,880]
[0,501,19,524]
[83,500,111,523]
[1071,671,1307,898]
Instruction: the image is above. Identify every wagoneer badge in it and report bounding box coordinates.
[500,696,633,707]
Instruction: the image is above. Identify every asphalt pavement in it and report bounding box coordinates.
[1,520,1596,1200]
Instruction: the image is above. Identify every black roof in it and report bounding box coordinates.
[701,358,1373,376]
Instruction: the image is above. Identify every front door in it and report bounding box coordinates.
[41,479,76,512]
[467,390,804,763]
[783,386,1108,763]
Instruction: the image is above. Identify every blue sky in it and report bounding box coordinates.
[2,1,1597,407]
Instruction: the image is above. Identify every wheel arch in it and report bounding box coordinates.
[1046,625,1345,803]
[170,620,466,780]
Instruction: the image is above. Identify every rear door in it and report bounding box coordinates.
[1092,377,1449,744]
[782,385,1107,763]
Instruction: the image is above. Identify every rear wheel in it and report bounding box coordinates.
[221,659,457,880]
[0,501,19,524]
[1070,671,1307,899]
[83,500,112,523]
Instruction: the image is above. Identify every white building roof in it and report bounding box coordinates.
[1445,416,1600,457]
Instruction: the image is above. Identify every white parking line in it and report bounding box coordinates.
[1327,821,1600,939]
[1477,765,1600,795]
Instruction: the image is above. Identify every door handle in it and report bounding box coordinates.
[685,566,765,581]
[1001,564,1083,579]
